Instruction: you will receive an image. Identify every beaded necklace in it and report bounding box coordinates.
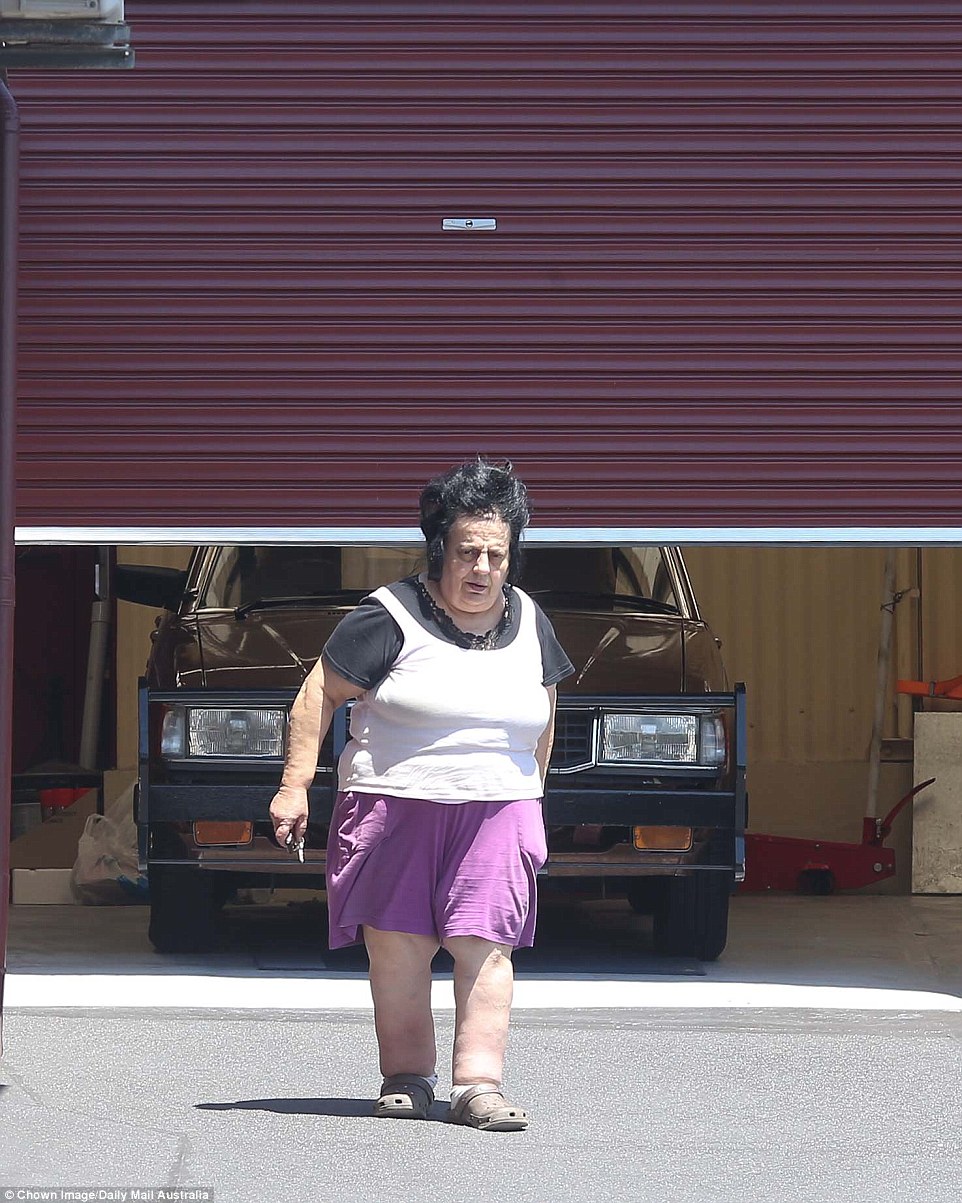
[415,578,513,651]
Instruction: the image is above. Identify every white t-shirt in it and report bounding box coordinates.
[335,583,557,802]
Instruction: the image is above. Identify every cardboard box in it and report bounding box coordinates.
[11,867,76,904]
[9,775,142,905]
[9,789,98,870]
[101,768,137,822]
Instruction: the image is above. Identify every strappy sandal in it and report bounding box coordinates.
[373,1074,435,1120]
[448,1084,529,1132]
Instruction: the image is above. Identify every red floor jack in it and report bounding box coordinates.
[738,778,935,894]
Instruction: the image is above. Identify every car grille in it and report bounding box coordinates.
[550,709,594,771]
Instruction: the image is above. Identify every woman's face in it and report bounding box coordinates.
[438,513,511,616]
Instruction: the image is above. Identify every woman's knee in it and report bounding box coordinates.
[364,926,439,971]
[442,934,513,969]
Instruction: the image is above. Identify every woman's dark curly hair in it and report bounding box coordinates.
[419,458,530,584]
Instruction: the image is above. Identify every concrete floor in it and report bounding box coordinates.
[5,893,962,1012]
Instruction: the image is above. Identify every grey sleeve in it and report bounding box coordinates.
[535,605,576,687]
[321,597,403,690]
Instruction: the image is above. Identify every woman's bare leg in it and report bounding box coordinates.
[443,935,514,1086]
[363,926,440,1078]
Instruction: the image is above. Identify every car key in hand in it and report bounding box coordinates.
[285,830,305,863]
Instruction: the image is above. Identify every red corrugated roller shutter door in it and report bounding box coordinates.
[12,1,962,536]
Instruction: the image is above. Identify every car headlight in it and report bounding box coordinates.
[599,713,726,768]
[161,706,287,758]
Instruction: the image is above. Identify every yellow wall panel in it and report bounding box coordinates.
[116,546,192,768]
[921,548,962,688]
[686,547,892,763]
[682,545,937,876]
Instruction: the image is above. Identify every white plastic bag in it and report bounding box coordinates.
[71,811,149,905]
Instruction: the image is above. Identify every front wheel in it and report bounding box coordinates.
[147,864,234,953]
[652,871,732,961]
[625,879,661,915]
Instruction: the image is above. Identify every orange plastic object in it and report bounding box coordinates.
[897,674,962,699]
[38,786,90,813]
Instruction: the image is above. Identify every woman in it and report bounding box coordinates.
[269,459,573,1131]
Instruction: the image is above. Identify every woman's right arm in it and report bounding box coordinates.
[269,657,359,845]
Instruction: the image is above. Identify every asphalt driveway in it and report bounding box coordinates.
[2,894,961,1203]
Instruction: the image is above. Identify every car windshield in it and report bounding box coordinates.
[199,545,678,612]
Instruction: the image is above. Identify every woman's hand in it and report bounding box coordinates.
[269,659,358,850]
[269,783,309,846]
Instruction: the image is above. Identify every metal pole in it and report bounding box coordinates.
[0,75,18,1051]
[78,546,111,770]
[866,550,897,823]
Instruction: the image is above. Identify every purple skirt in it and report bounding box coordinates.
[325,791,548,950]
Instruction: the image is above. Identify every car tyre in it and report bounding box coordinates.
[652,870,731,961]
[147,864,234,953]
[625,879,661,915]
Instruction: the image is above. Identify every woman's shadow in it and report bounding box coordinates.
[196,1097,451,1121]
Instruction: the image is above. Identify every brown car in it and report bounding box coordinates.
[120,545,746,960]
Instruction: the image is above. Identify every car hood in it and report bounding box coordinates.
[545,609,684,694]
[183,605,684,693]
[185,608,352,688]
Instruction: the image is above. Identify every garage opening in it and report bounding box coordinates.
[9,541,958,932]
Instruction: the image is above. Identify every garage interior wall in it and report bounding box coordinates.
[113,543,962,893]
[115,545,191,774]
[684,545,962,894]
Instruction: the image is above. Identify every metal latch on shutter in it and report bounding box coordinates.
[442,217,497,232]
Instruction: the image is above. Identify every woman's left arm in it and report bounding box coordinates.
[534,684,558,791]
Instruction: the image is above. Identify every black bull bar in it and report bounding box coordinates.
[138,682,746,835]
